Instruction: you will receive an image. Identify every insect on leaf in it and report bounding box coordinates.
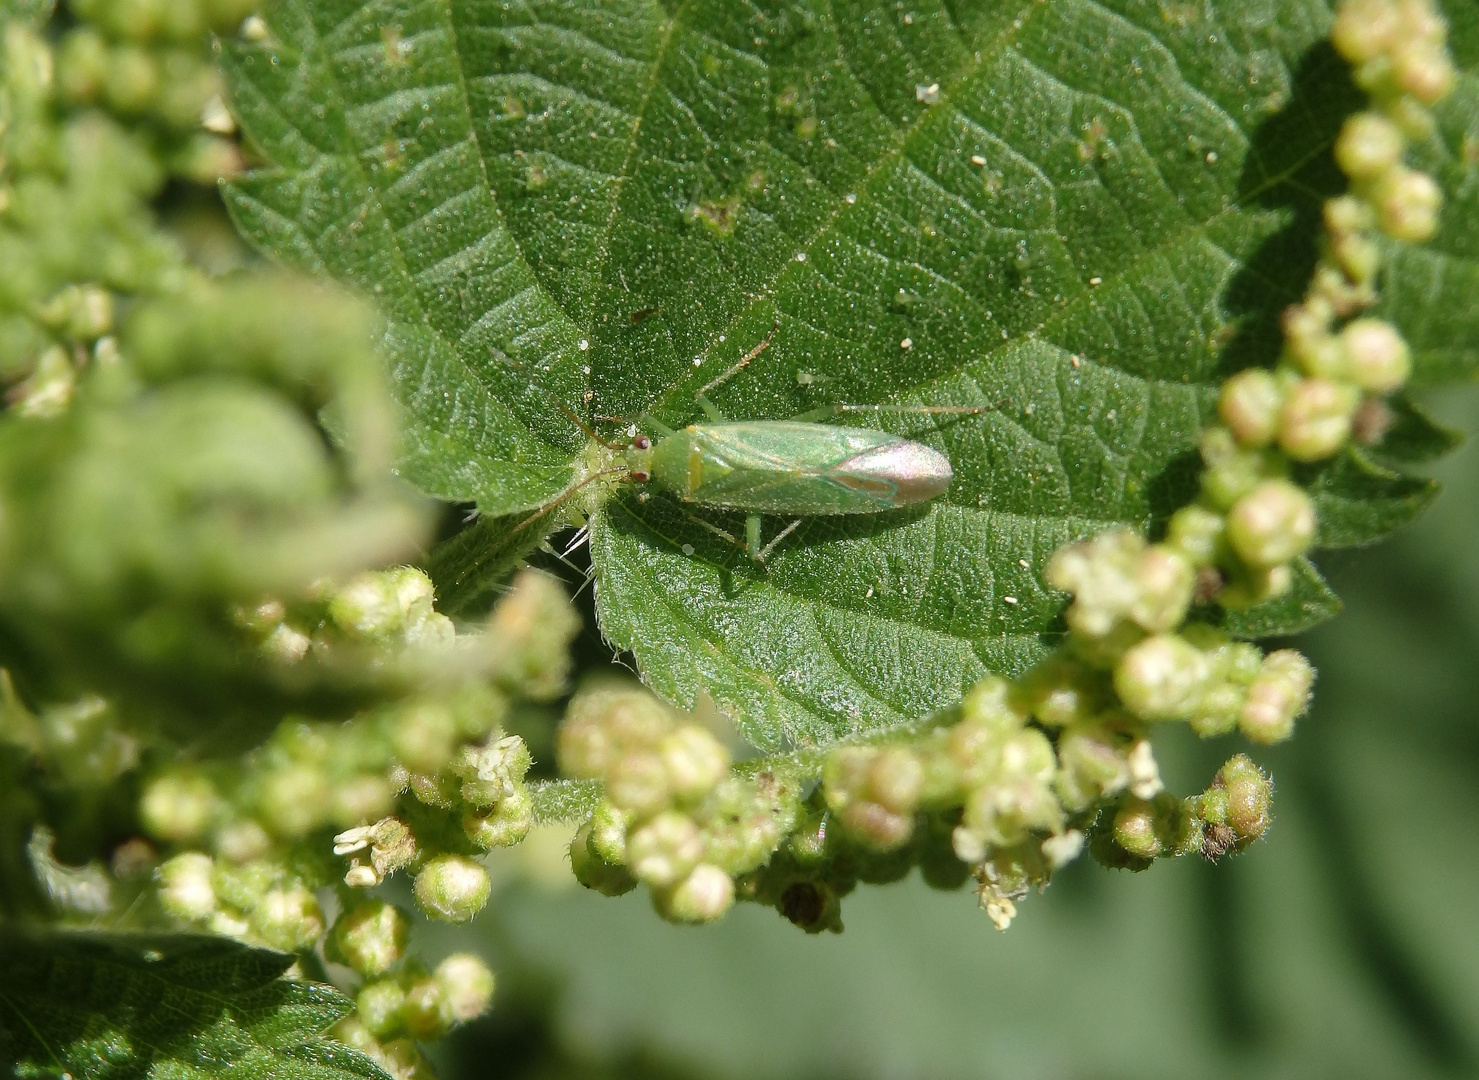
[221,0,1479,750]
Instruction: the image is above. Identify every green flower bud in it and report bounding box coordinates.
[1374,167,1443,242]
[557,683,674,779]
[328,901,409,977]
[569,823,638,896]
[214,820,271,864]
[1165,505,1224,567]
[38,283,115,340]
[1392,39,1455,104]
[414,856,491,923]
[1239,649,1314,744]
[140,773,221,843]
[156,852,216,921]
[1324,194,1376,236]
[391,701,457,775]
[463,789,532,849]
[606,749,671,818]
[1218,369,1283,447]
[356,979,405,1040]
[627,811,703,887]
[822,745,874,811]
[1114,633,1210,721]
[1331,0,1397,64]
[1054,722,1130,811]
[701,778,787,875]
[1340,317,1411,393]
[656,864,735,924]
[1198,427,1272,510]
[867,746,924,815]
[1188,682,1244,738]
[1225,480,1316,568]
[435,953,496,1024]
[1045,530,1143,639]
[257,764,330,838]
[838,800,914,851]
[1130,545,1195,632]
[103,44,159,114]
[15,347,76,418]
[250,885,325,951]
[1112,798,1162,859]
[1014,655,1102,728]
[331,774,397,829]
[400,975,452,1041]
[1330,231,1382,286]
[456,735,532,807]
[1219,754,1273,843]
[587,801,630,864]
[330,572,402,637]
[377,1040,435,1080]
[487,569,580,700]
[1333,111,1405,180]
[408,770,459,808]
[1279,377,1360,461]
[659,724,729,803]
[951,824,987,865]
[961,676,1020,730]
[57,28,108,103]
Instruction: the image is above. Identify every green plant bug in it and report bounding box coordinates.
[519,323,987,563]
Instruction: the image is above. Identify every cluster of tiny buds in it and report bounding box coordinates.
[323,900,495,1074]
[140,569,584,1037]
[816,674,1278,928]
[559,681,796,924]
[53,0,255,180]
[236,565,456,667]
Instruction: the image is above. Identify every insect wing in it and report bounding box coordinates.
[678,423,950,515]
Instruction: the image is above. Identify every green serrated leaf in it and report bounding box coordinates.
[223,0,1479,747]
[1209,556,1342,639]
[1303,448,1441,549]
[1362,395,1465,468]
[0,929,391,1080]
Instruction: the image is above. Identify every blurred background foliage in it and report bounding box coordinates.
[427,383,1479,1080]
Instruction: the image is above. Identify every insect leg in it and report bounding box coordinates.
[694,317,780,404]
[679,509,745,551]
[745,514,763,560]
[506,466,628,543]
[755,518,805,562]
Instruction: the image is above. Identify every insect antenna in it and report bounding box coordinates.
[492,349,632,450]
[696,317,780,400]
[506,466,630,543]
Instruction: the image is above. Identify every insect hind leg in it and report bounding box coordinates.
[755,517,804,562]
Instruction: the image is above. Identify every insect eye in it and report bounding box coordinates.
[629,469,650,482]
[632,434,651,450]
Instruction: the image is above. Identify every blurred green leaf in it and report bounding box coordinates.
[221,0,1479,749]
[0,929,392,1080]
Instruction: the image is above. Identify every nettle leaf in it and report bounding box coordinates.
[222,0,1479,749]
[0,929,390,1080]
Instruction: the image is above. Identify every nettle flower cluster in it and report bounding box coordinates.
[551,0,1456,931]
[143,568,577,1071]
[559,682,800,923]
[0,0,252,419]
